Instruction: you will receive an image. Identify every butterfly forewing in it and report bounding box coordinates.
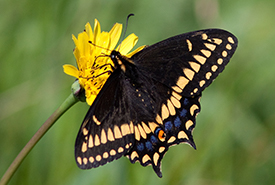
[75,28,238,177]
[75,70,135,169]
[132,29,238,97]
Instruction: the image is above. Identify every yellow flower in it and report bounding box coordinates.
[63,19,145,105]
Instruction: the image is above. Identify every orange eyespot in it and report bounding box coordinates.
[158,130,166,142]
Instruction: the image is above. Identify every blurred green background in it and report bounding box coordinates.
[1,0,275,184]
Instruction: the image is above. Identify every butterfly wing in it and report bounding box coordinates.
[75,69,136,168]
[124,29,237,177]
[131,29,238,97]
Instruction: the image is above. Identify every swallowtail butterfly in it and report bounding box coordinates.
[74,27,238,177]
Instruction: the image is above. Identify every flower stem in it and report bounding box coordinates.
[0,93,78,185]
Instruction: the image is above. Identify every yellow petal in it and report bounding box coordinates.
[94,19,101,44]
[72,34,78,46]
[77,32,90,58]
[85,22,94,43]
[117,33,138,55]
[97,32,110,49]
[63,64,79,78]
[126,45,146,58]
[109,23,122,50]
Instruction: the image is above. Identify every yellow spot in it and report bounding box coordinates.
[107,128,115,141]
[83,157,88,165]
[85,136,88,141]
[178,131,188,139]
[153,153,160,166]
[217,58,223,65]
[142,122,151,134]
[190,104,199,116]
[96,155,102,161]
[172,85,182,93]
[134,126,141,141]
[101,129,107,144]
[155,114,163,124]
[131,151,139,160]
[185,120,193,130]
[103,152,109,158]
[125,143,130,149]
[138,124,147,139]
[77,157,82,165]
[161,104,169,120]
[205,72,212,80]
[82,119,89,129]
[129,121,134,134]
[193,55,207,64]
[93,115,101,125]
[170,96,181,108]
[88,135,94,148]
[148,122,158,132]
[167,99,176,116]
[199,80,205,87]
[201,49,211,58]
[110,149,116,156]
[121,123,131,136]
[94,134,100,146]
[172,91,182,100]
[118,147,124,153]
[189,61,201,73]
[204,43,216,51]
[226,44,232,50]
[142,154,151,164]
[193,88,198,94]
[208,38,222,45]
[114,125,122,139]
[159,146,165,153]
[167,136,176,143]
[176,76,189,89]
[183,68,195,80]
[81,142,87,153]
[83,128,88,136]
[228,37,234,44]
[89,157,94,163]
[120,64,126,72]
[222,50,227,57]
[211,65,218,72]
[186,39,192,51]
[202,33,208,40]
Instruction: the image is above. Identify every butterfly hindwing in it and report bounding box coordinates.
[75,28,238,177]
[126,94,201,177]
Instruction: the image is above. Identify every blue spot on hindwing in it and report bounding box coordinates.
[164,121,173,132]
[174,116,181,128]
[180,108,187,117]
[155,127,161,136]
[145,141,153,151]
[137,143,144,151]
[183,98,189,105]
[150,135,158,144]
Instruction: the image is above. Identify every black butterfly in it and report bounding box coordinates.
[74,29,238,177]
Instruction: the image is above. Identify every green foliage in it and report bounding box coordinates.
[1,0,275,184]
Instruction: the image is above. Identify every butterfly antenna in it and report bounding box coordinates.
[117,13,134,51]
[88,41,112,52]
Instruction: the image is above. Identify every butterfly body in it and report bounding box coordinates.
[75,29,238,177]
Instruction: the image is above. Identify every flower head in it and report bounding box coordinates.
[63,19,145,105]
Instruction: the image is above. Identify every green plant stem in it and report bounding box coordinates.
[0,93,78,185]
